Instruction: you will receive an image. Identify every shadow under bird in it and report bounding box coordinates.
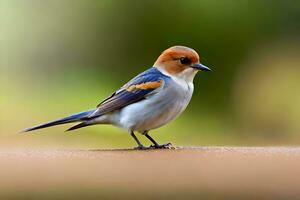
[23,46,211,149]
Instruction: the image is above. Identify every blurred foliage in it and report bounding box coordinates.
[1,0,300,148]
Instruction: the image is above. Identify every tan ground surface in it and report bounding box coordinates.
[0,147,300,199]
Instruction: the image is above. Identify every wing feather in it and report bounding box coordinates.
[88,68,169,118]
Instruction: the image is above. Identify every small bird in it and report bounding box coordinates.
[23,46,211,149]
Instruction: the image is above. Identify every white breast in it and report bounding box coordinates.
[115,77,194,133]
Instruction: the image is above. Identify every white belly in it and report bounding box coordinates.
[115,80,194,133]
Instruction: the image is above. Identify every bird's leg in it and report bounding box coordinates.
[131,131,148,150]
[144,131,174,149]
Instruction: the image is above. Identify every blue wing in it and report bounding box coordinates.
[88,67,170,118]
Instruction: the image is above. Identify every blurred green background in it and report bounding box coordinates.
[1,0,300,149]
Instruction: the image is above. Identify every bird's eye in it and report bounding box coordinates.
[180,57,191,65]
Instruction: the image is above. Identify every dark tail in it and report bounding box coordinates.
[65,121,95,131]
[22,109,96,132]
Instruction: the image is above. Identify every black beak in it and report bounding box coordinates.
[191,63,212,71]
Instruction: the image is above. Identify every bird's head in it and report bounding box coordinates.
[154,46,211,82]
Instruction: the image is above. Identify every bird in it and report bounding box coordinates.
[23,46,211,149]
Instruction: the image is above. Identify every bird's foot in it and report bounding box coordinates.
[134,145,149,150]
[150,143,175,149]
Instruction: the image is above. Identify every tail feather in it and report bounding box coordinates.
[65,122,94,132]
[22,109,96,132]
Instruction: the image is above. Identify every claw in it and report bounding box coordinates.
[150,143,175,149]
[134,145,149,150]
